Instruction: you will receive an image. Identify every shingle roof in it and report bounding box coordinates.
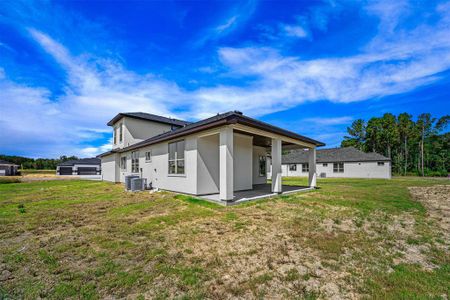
[282,147,390,164]
[98,111,325,157]
[0,160,18,166]
[107,112,191,127]
[58,158,101,166]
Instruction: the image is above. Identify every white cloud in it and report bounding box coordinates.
[303,117,353,126]
[281,24,309,38]
[216,16,239,33]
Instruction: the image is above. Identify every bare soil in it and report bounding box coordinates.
[409,185,450,237]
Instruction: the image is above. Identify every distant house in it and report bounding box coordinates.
[268,147,391,179]
[57,158,101,176]
[0,160,19,176]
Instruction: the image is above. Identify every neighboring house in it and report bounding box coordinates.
[268,147,391,179]
[57,158,101,176]
[0,160,19,176]
[98,111,324,202]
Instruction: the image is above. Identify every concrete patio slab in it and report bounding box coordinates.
[199,184,313,206]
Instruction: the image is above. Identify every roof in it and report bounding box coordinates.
[98,111,325,157]
[107,112,191,127]
[282,147,390,164]
[58,158,101,166]
[0,160,18,166]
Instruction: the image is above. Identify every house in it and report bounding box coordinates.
[0,160,19,176]
[268,147,391,179]
[98,111,324,203]
[57,158,101,176]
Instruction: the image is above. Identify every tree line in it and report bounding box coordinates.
[0,155,79,170]
[341,113,449,176]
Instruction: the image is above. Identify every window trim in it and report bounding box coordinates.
[333,162,344,173]
[168,140,185,175]
[145,151,152,162]
[131,151,139,173]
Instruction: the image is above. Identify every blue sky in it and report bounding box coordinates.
[0,0,449,158]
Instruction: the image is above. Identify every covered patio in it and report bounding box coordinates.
[196,118,323,205]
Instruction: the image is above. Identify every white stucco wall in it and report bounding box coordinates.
[197,134,220,195]
[233,133,253,191]
[277,161,391,179]
[253,146,268,185]
[112,117,174,149]
[101,154,119,182]
[109,136,198,194]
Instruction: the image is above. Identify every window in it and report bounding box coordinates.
[119,123,123,143]
[168,140,185,175]
[113,127,117,144]
[145,151,152,162]
[131,151,139,173]
[302,163,309,172]
[289,164,297,171]
[259,156,267,176]
[323,163,328,167]
[120,157,127,170]
[377,162,385,166]
[333,162,344,173]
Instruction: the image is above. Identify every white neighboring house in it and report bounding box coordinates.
[268,147,391,179]
[56,158,101,177]
[98,111,325,204]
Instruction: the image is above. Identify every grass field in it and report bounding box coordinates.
[0,177,448,299]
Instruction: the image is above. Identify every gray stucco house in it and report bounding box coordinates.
[0,160,19,176]
[268,147,391,179]
[57,158,101,176]
[98,111,325,204]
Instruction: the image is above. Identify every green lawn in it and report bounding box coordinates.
[0,177,448,299]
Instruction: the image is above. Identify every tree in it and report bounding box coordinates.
[341,119,366,150]
[397,113,414,175]
[416,113,435,176]
[379,113,399,160]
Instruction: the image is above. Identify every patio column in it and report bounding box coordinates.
[308,147,317,187]
[271,138,282,193]
[219,126,234,201]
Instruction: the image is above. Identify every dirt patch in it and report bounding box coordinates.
[409,185,450,237]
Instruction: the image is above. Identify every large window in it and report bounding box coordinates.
[168,140,185,175]
[259,156,267,176]
[302,163,309,172]
[120,157,127,170]
[289,164,297,171]
[131,151,139,173]
[333,162,344,173]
